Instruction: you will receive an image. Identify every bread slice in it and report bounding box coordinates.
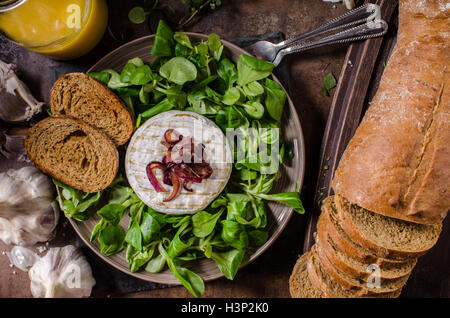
[50,72,134,146]
[289,252,322,298]
[315,233,411,296]
[25,116,119,192]
[321,196,412,267]
[317,225,417,282]
[307,245,402,298]
[334,195,442,259]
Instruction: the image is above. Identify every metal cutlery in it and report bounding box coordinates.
[245,4,388,66]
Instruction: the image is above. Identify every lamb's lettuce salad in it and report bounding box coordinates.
[55,20,304,298]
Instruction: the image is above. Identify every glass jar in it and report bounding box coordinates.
[0,0,108,60]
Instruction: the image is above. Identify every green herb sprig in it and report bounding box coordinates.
[129,0,223,29]
[322,72,337,96]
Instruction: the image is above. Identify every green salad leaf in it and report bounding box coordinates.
[174,32,193,49]
[192,210,223,238]
[159,57,198,85]
[151,20,175,57]
[98,224,126,256]
[264,78,286,121]
[237,54,274,86]
[158,242,205,298]
[210,248,245,280]
[88,71,111,85]
[256,192,305,214]
[53,179,102,221]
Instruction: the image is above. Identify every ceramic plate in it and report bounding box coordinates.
[67,33,305,285]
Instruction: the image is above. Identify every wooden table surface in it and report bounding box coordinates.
[0,0,447,298]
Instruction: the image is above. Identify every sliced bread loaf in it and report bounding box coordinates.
[317,224,417,282]
[50,73,134,146]
[315,233,411,296]
[307,245,402,298]
[25,116,119,192]
[334,195,442,259]
[321,196,412,267]
[289,252,322,298]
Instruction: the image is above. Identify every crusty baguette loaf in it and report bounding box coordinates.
[50,73,134,146]
[334,195,442,259]
[289,253,322,298]
[331,0,450,224]
[25,116,119,192]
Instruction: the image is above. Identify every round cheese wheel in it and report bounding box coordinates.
[125,110,233,214]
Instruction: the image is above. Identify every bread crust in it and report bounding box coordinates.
[289,253,322,298]
[25,116,119,193]
[50,72,134,146]
[331,0,450,225]
[307,246,336,298]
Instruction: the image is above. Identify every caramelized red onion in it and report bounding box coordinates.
[146,129,213,202]
[162,171,172,186]
[164,129,182,144]
[163,173,182,202]
[172,163,203,183]
[191,162,213,179]
[146,162,167,193]
[183,180,193,192]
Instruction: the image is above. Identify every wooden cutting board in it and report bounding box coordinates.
[302,0,450,297]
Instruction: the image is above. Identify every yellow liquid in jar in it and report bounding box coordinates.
[0,0,108,60]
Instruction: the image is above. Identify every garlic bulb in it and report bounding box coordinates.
[0,166,59,246]
[28,245,96,298]
[0,60,44,124]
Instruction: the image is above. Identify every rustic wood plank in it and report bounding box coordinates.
[303,0,399,253]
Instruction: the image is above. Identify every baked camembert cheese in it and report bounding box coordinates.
[125,110,232,214]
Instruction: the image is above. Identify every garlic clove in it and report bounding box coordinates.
[0,125,30,173]
[343,0,356,9]
[322,0,358,9]
[28,245,96,298]
[6,246,40,272]
[0,60,44,124]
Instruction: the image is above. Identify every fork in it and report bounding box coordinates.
[245,3,388,66]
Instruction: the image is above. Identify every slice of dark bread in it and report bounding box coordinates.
[321,197,412,267]
[25,116,119,192]
[307,245,402,298]
[50,72,134,146]
[334,195,442,259]
[289,252,322,298]
[317,225,417,281]
[315,233,411,296]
